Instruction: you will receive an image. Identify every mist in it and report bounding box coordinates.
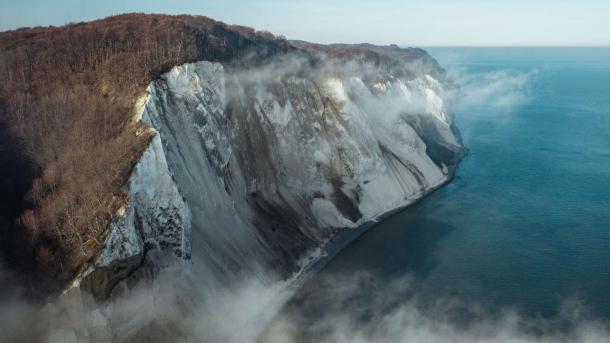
[260,271,610,343]
[444,68,534,114]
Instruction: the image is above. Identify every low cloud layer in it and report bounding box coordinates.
[3,262,610,343]
[260,271,610,343]
[0,264,296,343]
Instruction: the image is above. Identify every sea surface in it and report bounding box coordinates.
[266,48,610,340]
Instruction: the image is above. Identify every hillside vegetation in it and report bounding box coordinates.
[0,13,291,292]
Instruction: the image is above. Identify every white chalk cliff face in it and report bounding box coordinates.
[75,54,464,341]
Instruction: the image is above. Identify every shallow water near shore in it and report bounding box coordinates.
[263,48,610,341]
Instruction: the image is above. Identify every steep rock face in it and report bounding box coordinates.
[81,58,463,287]
[74,134,191,298]
[135,58,462,284]
[73,50,464,341]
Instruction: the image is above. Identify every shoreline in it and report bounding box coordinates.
[285,146,468,297]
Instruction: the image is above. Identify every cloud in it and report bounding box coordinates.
[445,68,535,114]
[259,271,610,343]
[0,261,297,343]
[3,261,609,343]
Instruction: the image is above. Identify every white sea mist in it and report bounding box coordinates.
[260,271,610,343]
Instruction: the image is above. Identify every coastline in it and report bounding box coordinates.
[284,145,468,297]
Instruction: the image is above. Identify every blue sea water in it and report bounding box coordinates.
[283,48,610,325]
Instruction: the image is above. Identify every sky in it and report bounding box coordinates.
[0,0,609,46]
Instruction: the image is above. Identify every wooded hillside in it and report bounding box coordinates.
[0,13,291,293]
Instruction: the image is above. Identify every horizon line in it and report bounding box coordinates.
[1,12,609,49]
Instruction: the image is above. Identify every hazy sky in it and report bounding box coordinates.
[1,0,609,46]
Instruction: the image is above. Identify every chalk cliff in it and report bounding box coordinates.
[67,44,464,341]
